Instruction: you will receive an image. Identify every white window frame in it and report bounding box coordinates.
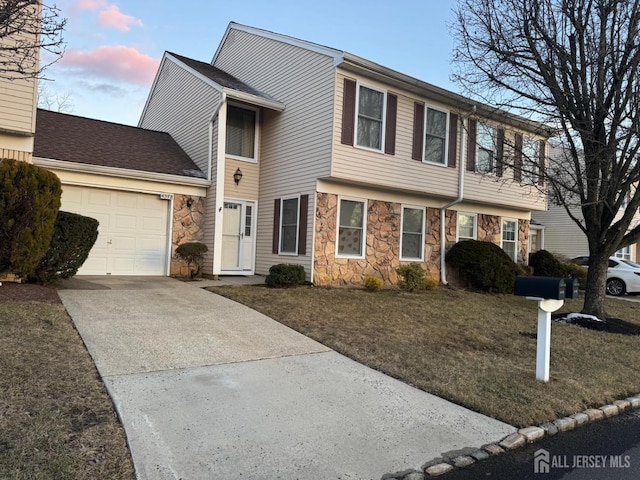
[336,196,368,259]
[354,82,386,153]
[225,103,259,163]
[522,136,539,185]
[456,212,477,241]
[423,105,449,166]
[278,195,300,256]
[615,245,631,260]
[400,205,425,261]
[476,123,497,175]
[501,218,518,262]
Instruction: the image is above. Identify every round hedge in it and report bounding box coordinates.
[446,240,522,293]
[529,249,568,277]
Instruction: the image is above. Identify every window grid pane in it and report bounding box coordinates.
[338,200,365,256]
[226,106,256,158]
[476,124,496,173]
[502,220,517,261]
[522,137,539,184]
[356,86,384,150]
[401,207,424,259]
[458,214,475,240]
[280,198,299,253]
[424,108,446,164]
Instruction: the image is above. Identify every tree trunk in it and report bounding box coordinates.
[581,253,609,319]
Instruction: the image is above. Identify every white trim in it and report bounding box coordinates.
[32,157,210,187]
[278,194,301,256]
[335,196,368,259]
[219,197,257,275]
[224,88,285,112]
[354,82,386,153]
[225,103,260,163]
[423,105,449,166]
[212,22,344,66]
[400,205,425,262]
[165,196,174,276]
[456,212,477,241]
[213,102,228,275]
[501,217,518,262]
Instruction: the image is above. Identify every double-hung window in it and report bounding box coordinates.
[522,137,539,184]
[401,206,425,261]
[457,213,476,241]
[424,107,448,164]
[476,123,497,174]
[615,246,631,260]
[501,219,518,261]
[279,197,299,254]
[337,198,366,257]
[226,105,257,160]
[356,85,385,151]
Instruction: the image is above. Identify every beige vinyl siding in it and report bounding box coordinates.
[224,158,259,199]
[0,148,32,162]
[332,71,546,212]
[215,28,336,278]
[139,58,220,175]
[0,76,37,134]
[532,205,587,258]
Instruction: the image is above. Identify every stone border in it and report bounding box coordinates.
[382,393,640,479]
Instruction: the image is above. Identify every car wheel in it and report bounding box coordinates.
[606,278,626,296]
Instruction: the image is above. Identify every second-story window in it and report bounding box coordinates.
[226,105,256,160]
[356,85,385,151]
[476,123,496,174]
[522,136,539,184]
[424,107,448,164]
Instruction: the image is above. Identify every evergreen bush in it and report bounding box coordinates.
[446,240,522,293]
[265,264,305,287]
[0,159,61,278]
[396,263,430,292]
[364,276,383,292]
[529,250,568,277]
[29,211,99,283]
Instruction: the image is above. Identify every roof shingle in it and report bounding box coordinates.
[33,109,206,179]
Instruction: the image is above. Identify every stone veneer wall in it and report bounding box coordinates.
[313,193,530,286]
[170,194,205,276]
[313,193,456,286]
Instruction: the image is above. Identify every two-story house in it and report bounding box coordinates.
[139,22,550,285]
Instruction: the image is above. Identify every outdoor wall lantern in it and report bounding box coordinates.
[186,197,194,208]
[233,168,243,185]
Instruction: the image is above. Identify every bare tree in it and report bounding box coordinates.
[37,82,72,112]
[453,0,640,318]
[0,0,66,80]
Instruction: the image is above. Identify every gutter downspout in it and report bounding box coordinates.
[440,106,476,285]
[210,92,227,277]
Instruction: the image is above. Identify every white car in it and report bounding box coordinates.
[571,256,640,296]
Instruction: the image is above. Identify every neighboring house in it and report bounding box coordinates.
[139,22,551,285]
[531,145,640,262]
[0,24,38,162]
[32,109,209,276]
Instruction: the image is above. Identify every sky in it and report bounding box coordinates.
[42,0,460,126]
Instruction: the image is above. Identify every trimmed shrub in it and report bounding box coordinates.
[29,211,99,284]
[0,159,62,278]
[364,276,383,292]
[529,250,568,277]
[265,263,305,287]
[446,240,522,293]
[175,242,208,279]
[396,263,430,292]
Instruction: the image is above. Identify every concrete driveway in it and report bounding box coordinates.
[59,276,514,479]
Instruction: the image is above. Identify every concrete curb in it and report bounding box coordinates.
[383,393,640,479]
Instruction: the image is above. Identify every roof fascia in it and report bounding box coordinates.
[339,53,554,137]
[223,88,285,112]
[32,157,211,187]
[211,21,344,65]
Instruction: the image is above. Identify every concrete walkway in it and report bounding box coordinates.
[59,276,515,480]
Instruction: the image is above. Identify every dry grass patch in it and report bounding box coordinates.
[207,285,640,427]
[0,285,135,480]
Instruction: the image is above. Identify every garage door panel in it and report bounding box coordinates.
[61,186,169,275]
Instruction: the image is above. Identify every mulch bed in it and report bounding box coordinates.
[0,282,61,304]
[552,313,640,336]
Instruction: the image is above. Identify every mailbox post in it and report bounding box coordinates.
[514,277,579,382]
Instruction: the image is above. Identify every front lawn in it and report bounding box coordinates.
[207,285,640,427]
[0,283,135,480]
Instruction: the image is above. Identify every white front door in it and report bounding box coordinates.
[221,200,255,273]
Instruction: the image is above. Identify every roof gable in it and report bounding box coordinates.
[33,109,206,179]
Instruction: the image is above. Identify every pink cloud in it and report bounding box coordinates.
[99,5,143,32]
[74,0,108,10]
[63,46,159,85]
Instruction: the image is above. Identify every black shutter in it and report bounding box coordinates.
[341,79,356,146]
[514,133,523,181]
[467,119,477,171]
[385,93,397,155]
[496,128,505,177]
[448,113,458,168]
[272,199,281,254]
[538,140,546,186]
[412,102,425,160]
[297,194,308,255]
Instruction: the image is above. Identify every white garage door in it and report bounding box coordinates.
[61,186,170,275]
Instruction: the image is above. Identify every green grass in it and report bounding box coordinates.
[207,285,640,427]
[0,296,135,479]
